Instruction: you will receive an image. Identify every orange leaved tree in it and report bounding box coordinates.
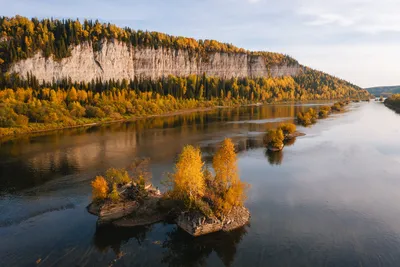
[211,138,248,216]
[91,176,109,201]
[171,145,205,208]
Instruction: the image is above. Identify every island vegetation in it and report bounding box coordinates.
[88,138,250,236]
[296,108,318,127]
[264,101,350,152]
[0,16,370,137]
[297,101,348,127]
[384,94,400,113]
[263,122,301,151]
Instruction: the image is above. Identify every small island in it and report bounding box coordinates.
[264,122,305,152]
[87,138,250,237]
[384,94,400,113]
[297,101,349,126]
[263,101,351,152]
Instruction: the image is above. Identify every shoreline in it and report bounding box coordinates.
[383,102,400,114]
[0,106,216,141]
[0,99,351,141]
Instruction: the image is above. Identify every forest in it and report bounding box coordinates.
[0,15,297,71]
[0,70,370,136]
[0,16,370,137]
[384,94,400,112]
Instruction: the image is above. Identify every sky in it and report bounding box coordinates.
[1,0,400,88]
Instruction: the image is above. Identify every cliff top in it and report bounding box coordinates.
[0,15,298,70]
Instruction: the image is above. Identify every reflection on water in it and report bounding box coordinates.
[93,224,153,254]
[0,104,312,193]
[265,150,284,165]
[92,223,248,267]
[162,227,248,267]
[6,102,400,266]
[264,137,298,166]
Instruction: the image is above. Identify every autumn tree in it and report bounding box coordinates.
[318,105,331,118]
[105,168,130,185]
[91,176,109,201]
[171,145,205,207]
[108,183,120,202]
[130,158,152,189]
[278,122,296,136]
[211,138,248,216]
[263,129,284,149]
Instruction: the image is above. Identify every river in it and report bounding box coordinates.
[2,101,400,266]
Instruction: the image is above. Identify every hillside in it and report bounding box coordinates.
[0,16,370,136]
[365,86,400,97]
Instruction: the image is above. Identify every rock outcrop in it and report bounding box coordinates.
[10,40,301,83]
[176,207,250,237]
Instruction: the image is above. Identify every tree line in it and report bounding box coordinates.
[0,15,297,71]
[0,70,370,136]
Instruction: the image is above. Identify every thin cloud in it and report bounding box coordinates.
[0,0,399,87]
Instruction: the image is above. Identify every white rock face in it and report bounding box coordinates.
[10,40,301,83]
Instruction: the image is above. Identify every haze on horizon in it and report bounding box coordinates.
[1,0,399,88]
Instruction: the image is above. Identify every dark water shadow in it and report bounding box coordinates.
[162,226,248,267]
[284,136,297,147]
[93,224,153,255]
[265,150,284,165]
[264,137,297,166]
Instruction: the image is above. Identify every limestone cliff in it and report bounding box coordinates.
[10,40,301,83]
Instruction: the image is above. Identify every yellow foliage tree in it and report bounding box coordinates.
[108,183,120,203]
[67,87,78,102]
[105,168,130,185]
[172,145,205,207]
[278,122,296,136]
[91,176,109,201]
[213,138,239,191]
[211,138,248,216]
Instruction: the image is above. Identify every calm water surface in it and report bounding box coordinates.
[2,102,400,266]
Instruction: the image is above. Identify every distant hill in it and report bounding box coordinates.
[365,86,400,97]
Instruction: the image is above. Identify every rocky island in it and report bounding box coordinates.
[87,138,250,236]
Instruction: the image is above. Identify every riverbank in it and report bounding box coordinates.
[0,106,216,140]
[0,99,353,141]
[384,98,400,113]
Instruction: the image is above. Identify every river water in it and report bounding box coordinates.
[2,101,400,267]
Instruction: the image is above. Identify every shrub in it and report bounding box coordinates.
[331,103,342,112]
[105,168,130,185]
[108,183,120,203]
[130,158,152,187]
[278,122,296,136]
[68,102,86,118]
[91,176,109,201]
[263,129,284,149]
[85,105,106,118]
[318,105,331,118]
[15,115,29,126]
[297,108,317,126]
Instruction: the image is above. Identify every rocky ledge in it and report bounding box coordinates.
[267,144,284,152]
[87,183,249,236]
[87,182,168,226]
[176,207,250,237]
[285,131,306,139]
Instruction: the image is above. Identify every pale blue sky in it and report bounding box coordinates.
[1,0,400,88]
